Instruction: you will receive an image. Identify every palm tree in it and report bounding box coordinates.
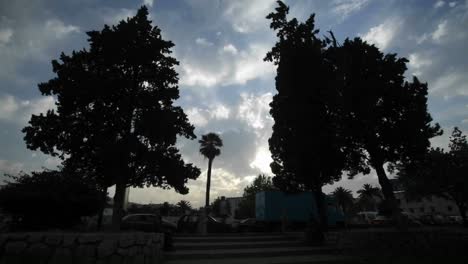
[177,200,192,214]
[331,187,354,214]
[357,184,382,211]
[199,133,223,208]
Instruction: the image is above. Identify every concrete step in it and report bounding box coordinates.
[174,234,302,243]
[164,246,337,260]
[176,240,308,250]
[164,254,354,264]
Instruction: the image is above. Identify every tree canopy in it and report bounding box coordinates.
[22,6,200,229]
[235,174,276,219]
[0,170,104,230]
[265,1,345,193]
[330,38,442,217]
[398,127,468,226]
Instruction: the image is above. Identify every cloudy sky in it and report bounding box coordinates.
[1,0,467,208]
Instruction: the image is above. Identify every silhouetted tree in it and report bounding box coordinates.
[235,174,276,219]
[0,170,104,230]
[330,38,442,220]
[211,196,231,218]
[357,184,382,211]
[331,187,354,214]
[22,6,200,230]
[199,133,223,208]
[177,200,192,214]
[398,128,468,226]
[265,1,345,242]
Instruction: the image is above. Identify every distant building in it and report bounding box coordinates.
[391,179,465,217]
[226,197,242,218]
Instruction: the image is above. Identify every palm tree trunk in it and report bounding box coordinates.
[205,158,213,208]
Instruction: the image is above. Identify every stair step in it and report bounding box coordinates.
[174,235,301,243]
[165,246,336,260]
[176,240,308,250]
[164,254,354,264]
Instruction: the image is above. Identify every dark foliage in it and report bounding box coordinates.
[265,1,345,237]
[0,170,104,230]
[235,174,276,219]
[398,127,468,226]
[21,6,200,229]
[331,187,354,214]
[210,197,231,218]
[329,38,442,218]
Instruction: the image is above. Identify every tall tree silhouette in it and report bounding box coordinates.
[398,128,468,226]
[265,1,345,242]
[22,6,201,230]
[330,38,442,220]
[331,187,354,214]
[199,133,223,208]
[357,184,382,211]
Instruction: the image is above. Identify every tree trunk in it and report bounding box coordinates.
[97,187,107,231]
[112,177,127,231]
[374,163,404,228]
[205,158,213,208]
[307,188,326,245]
[455,201,468,228]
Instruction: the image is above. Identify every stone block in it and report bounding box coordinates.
[119,234,135,248]
[74,244,96,258]
[44,234,63,246]
[8,234,28,241]
[28,234,44,243]
[27,243,52,258]
[49,248,73,264]
[78,234,102,244]
[4,241,27,254]
[97,239,117,258]
[62,234,77,247]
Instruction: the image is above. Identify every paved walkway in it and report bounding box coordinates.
[163,232,354,264]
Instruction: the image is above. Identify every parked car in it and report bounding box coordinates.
[121,214,176,233]
[177,214,233,233]
[419,214,448,225]
[447,215,463,225]
[371,215,392,226]
[237,218,266,232]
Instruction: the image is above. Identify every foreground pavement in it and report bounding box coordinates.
[163,232,355,264]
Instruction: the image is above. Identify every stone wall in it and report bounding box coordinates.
[326,228,468,256]
[0,232,164,264]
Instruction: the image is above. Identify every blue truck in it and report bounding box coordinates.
[255,191,345,226]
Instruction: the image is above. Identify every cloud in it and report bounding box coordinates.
[430,71,468,97]
[45,19,80,39]
[250,146,273,174]
[0,94,55,124]
[223,0,276,33]
[237,92,273,130]
[432,20,448,42]
[186,107,209,127]
[221,44,238,55]
[143,0,154,8]
[102,8,135,25]
[195,37,213,46]
[179,43,275,88]
[449,2,457,7]
[331,0,370,20]
[0,160,24,176]
[361,18,401,50]
[434,1,446,8]
[0,28,13,45]
[408,53,432,76]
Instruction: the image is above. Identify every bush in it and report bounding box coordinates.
[0,170,104,230]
